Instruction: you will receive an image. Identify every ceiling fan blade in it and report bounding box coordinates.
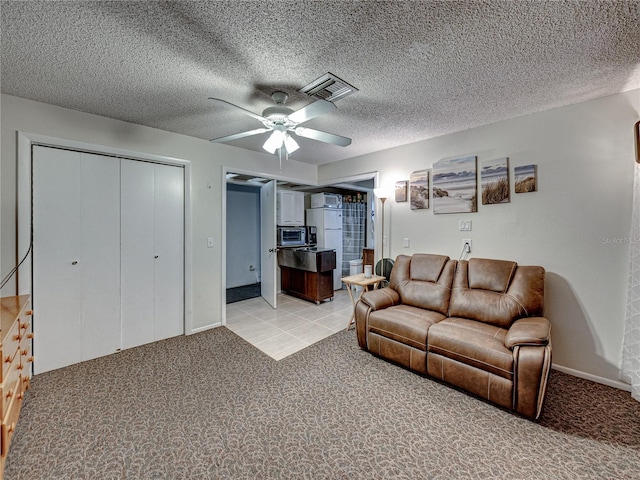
[294,127,352,147]
[210,128,271,143]
[287,99,336,124]
[208,97,266,122]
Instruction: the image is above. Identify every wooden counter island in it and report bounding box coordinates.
[278,248,336,304]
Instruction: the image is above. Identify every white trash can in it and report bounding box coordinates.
[349,259,363,291]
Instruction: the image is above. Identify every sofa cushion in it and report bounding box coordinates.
[368,304,446,351]
[409,254,448,282]
[427,317,514,380]
[468,258,516,292]
[449,259,545,328]
[390,254,456,315]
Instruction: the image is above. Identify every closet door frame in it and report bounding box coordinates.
[16,132,193,338]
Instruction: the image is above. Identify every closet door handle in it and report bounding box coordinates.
[71,261,78,265]
[154,255,159,259]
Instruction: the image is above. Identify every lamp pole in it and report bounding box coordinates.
[373,187,392,282]
[379,196,387,262]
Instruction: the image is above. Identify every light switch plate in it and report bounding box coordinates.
[207,237,214,248]
[403,238,410,248]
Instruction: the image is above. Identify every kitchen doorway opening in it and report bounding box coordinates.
[226,182,262,303]
[222,168,377,325]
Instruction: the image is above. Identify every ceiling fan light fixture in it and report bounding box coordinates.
[263,130,299,155]
[263,130,285,154]
[210,89,352,164]
[284,134,299,153]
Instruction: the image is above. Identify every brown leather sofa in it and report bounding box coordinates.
[354,253,552,419]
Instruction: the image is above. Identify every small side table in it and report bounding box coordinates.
[341,273,387,331]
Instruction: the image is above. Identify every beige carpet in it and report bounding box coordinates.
[5,326,640,479]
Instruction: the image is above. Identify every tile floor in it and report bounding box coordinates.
[225,288,355,360]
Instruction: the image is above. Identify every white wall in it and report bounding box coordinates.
[319,89,640,385]
[0,94,317,330]
[226,184,261,288]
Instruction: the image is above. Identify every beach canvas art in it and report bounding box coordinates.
[433,156,477,214]
[514,164,537,193]
[481,157,510,205]
[395,180,408,202]
[409,170,429,210]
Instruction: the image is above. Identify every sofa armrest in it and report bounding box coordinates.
[505,317,551,349]
[358,287,400,311]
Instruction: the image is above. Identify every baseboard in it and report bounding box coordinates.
[552,364,631,391]
[189,322,222,335]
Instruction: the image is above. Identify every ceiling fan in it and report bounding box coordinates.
[208,91,351,168]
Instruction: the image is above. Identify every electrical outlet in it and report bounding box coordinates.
[403,238,410,248]
[207,237,214,248]
[462,238,472,253]
[459,220,472,231]
[383,235,388,246]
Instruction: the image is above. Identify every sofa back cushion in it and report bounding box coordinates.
[468,258,516,292]
[449,258,545,328]
[389,254,456,315]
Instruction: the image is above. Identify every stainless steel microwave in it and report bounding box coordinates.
[277,226,306,246]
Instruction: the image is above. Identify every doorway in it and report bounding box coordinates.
[226,183,262,303]
[222,169,376,324]
[225,173,278,309]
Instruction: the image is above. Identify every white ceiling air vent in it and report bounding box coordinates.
[298,72,358,103]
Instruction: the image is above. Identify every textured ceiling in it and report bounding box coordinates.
[2,1,639,166]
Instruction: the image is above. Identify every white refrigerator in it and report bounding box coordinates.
[306,208,343,290]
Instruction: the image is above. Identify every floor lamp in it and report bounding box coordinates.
[373,187,393,284]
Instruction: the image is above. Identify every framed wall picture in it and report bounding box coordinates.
[481,157,510,205]
[514,164,538,193]
[395,180,408,202]
[409,170,429,210]
[433,156,477,214]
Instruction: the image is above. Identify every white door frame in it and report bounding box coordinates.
[17,132,193,335]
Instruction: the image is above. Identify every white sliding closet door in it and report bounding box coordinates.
[79,154,122,360]
[121,159,184,349]
[121,160,155,348]
[153,163,185,340]
[32,147,121,374]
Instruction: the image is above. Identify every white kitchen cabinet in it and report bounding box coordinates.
[277,190,305,226]
[31,147,184,374]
